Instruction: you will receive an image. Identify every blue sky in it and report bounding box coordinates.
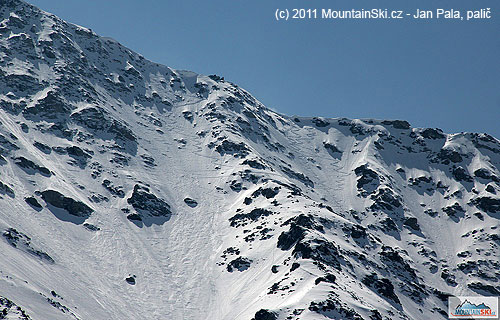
[29,0,499,138]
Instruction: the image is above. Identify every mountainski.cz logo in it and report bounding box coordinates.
[449,296,499,319]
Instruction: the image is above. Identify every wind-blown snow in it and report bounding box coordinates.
[0,1,499,319]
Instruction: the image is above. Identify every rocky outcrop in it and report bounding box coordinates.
[40,190,93,221]
[126,185,171,222]
[3,228,54,263]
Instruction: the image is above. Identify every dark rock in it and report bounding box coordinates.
[127,184,171,217]
[277,214,322,251]
[474,168,499,182]
[467,282,500,295]
[0,133,19,154]
[22,91,71,120]
[20,123,29,133]
[102,179,125,198]
[474,212,484,220]
[227,257,252,272]
[293,239,342,270]
[3,228,23,247]
[370,309,383,320]
[452,166,473,182]
[214,140,249,158]
[52,146,67,155]
[125,276,136,285]
[70,106,137,152]
[252,309,277,320]
[354,165,379,190]
[89,194,107,203]
[0,180,15,197]
[0,295,31,319]
[8,13,26,28]
[43,122,73,138]
[348,123,367,135]
[377,217,399,234]
[323,142,341,154]
[379,246,417,281]
[435,149,463,164]
[208,74,224,82]
[2,228,54,263]
[229,180,242,192]
[25,196,41,209]
[440,269,457,286]
[127,213,142,221]
[222,247,240,257]
[83,223,100,231]
[2,70,42,98]
[141,154,156,167]
[239,170,261,185]
[436,181,448,190]
[470,133,500,153]
[432,289,452,303]
[46,296,70,313]
[14,156,51,176]
[182,111,193,121]
[252,187,279,199]
[40,190,93,218]
[485,184,496,194]
[312,117,330,127]
[442,203,465,217]
[43,47,56,58]
[309,297,362,319]
[403,217,421,231]
[184,197,198,207]
[343,224,367,240]
[318,203,334,213]
[470,196,500,213]
[277,225,305,251]
[421,128,445,139]
[424,209,438,217]
[280,166,314,188]
[382,120,411,130]
[110,152,130,167]
[33,141,52,154]
[370,187,402,211]
[362,273,401,305]
[409,176,433,186]
[315,273,336,285]
[242,159,266,170]
[229,208,273,227]
[66,145,91,164]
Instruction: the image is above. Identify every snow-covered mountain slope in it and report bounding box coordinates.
[1,1,499,319]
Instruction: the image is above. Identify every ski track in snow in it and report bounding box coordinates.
[0,1,499,319]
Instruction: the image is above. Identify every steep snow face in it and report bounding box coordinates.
[1,1,499,319]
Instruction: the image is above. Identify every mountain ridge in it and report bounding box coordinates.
[0,1,499,319]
